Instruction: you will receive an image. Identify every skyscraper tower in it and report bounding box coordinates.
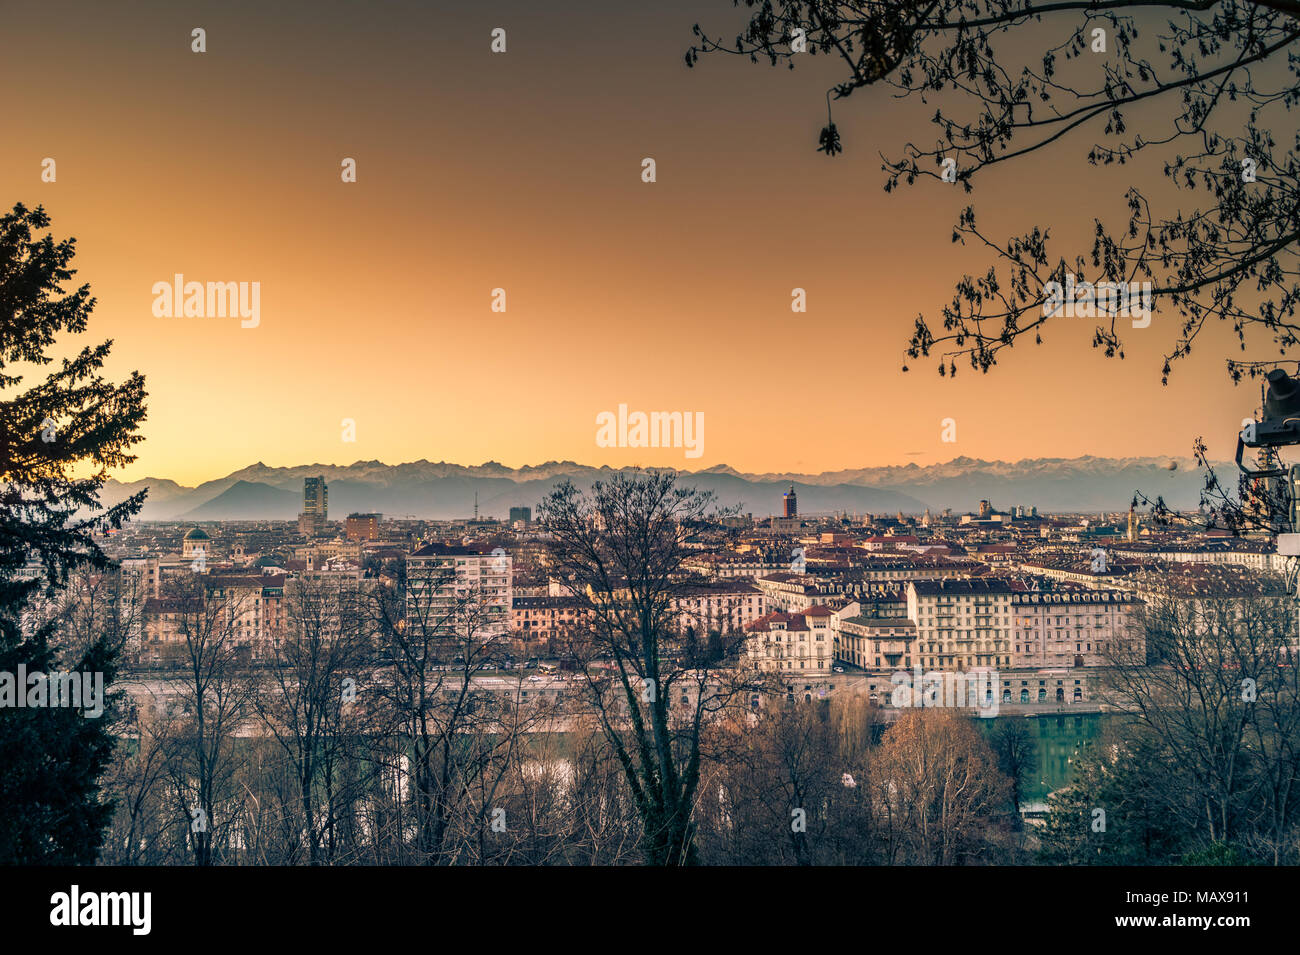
[299,476,328,536]
[304,476,328,519]
[782,484,798,518]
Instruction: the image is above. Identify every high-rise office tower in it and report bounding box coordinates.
[299,476,329,536]
[304,476,328,519]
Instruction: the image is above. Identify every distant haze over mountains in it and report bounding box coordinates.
[100,457,1225,522]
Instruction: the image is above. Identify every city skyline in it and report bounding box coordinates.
[97,452,1224,523]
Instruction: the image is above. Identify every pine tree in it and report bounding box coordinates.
[0,202,147,863]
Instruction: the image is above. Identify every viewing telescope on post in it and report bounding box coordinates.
[1238,368,1300,555]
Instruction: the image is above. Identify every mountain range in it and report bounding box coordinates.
[98,456,1226,522]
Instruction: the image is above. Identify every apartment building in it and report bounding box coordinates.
[205,573,288,654]
[345,513,381,541]
[756,573,872,612]
[681,554,789,579]
[141,596,201,662]
[906,578,1015,670]
[673,579,767,634]
[405,543,512,638]
[1010,589,1144,668]
[139,573,288,661]
[834,610,918,670]
[119,556,164,598]
[1113,539,1280,574]
[1018,556,1141,589]
[745,607,835,675]
[511,595,588,643]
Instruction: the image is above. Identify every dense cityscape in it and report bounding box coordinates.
[9,469,1291,868]
[73,479,1286,690]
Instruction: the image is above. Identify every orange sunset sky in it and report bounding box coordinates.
[2,0,1280,486]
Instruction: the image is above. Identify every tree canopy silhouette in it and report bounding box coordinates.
[0,202,147,863]
[687,2,1300,387]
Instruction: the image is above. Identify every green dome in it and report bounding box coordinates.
[184,528,210,541]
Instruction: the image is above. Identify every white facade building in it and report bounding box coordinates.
[405,543,512,639]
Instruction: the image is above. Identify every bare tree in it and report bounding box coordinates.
[99,701,175,864]
[1101,586,1300,859]
[871,709,1010,864]
[553,715,645,864]
[990,717,1037,815]
[698,697,878,865]
[367,557,537,863]
[252,577,379,864]
[40,565,190,864]
[155,575,255,865]
[538,470,746,865]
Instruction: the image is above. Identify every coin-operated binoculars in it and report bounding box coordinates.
[1238,369,1300,553]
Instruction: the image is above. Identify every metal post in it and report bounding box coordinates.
[1292,465,1300,646]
